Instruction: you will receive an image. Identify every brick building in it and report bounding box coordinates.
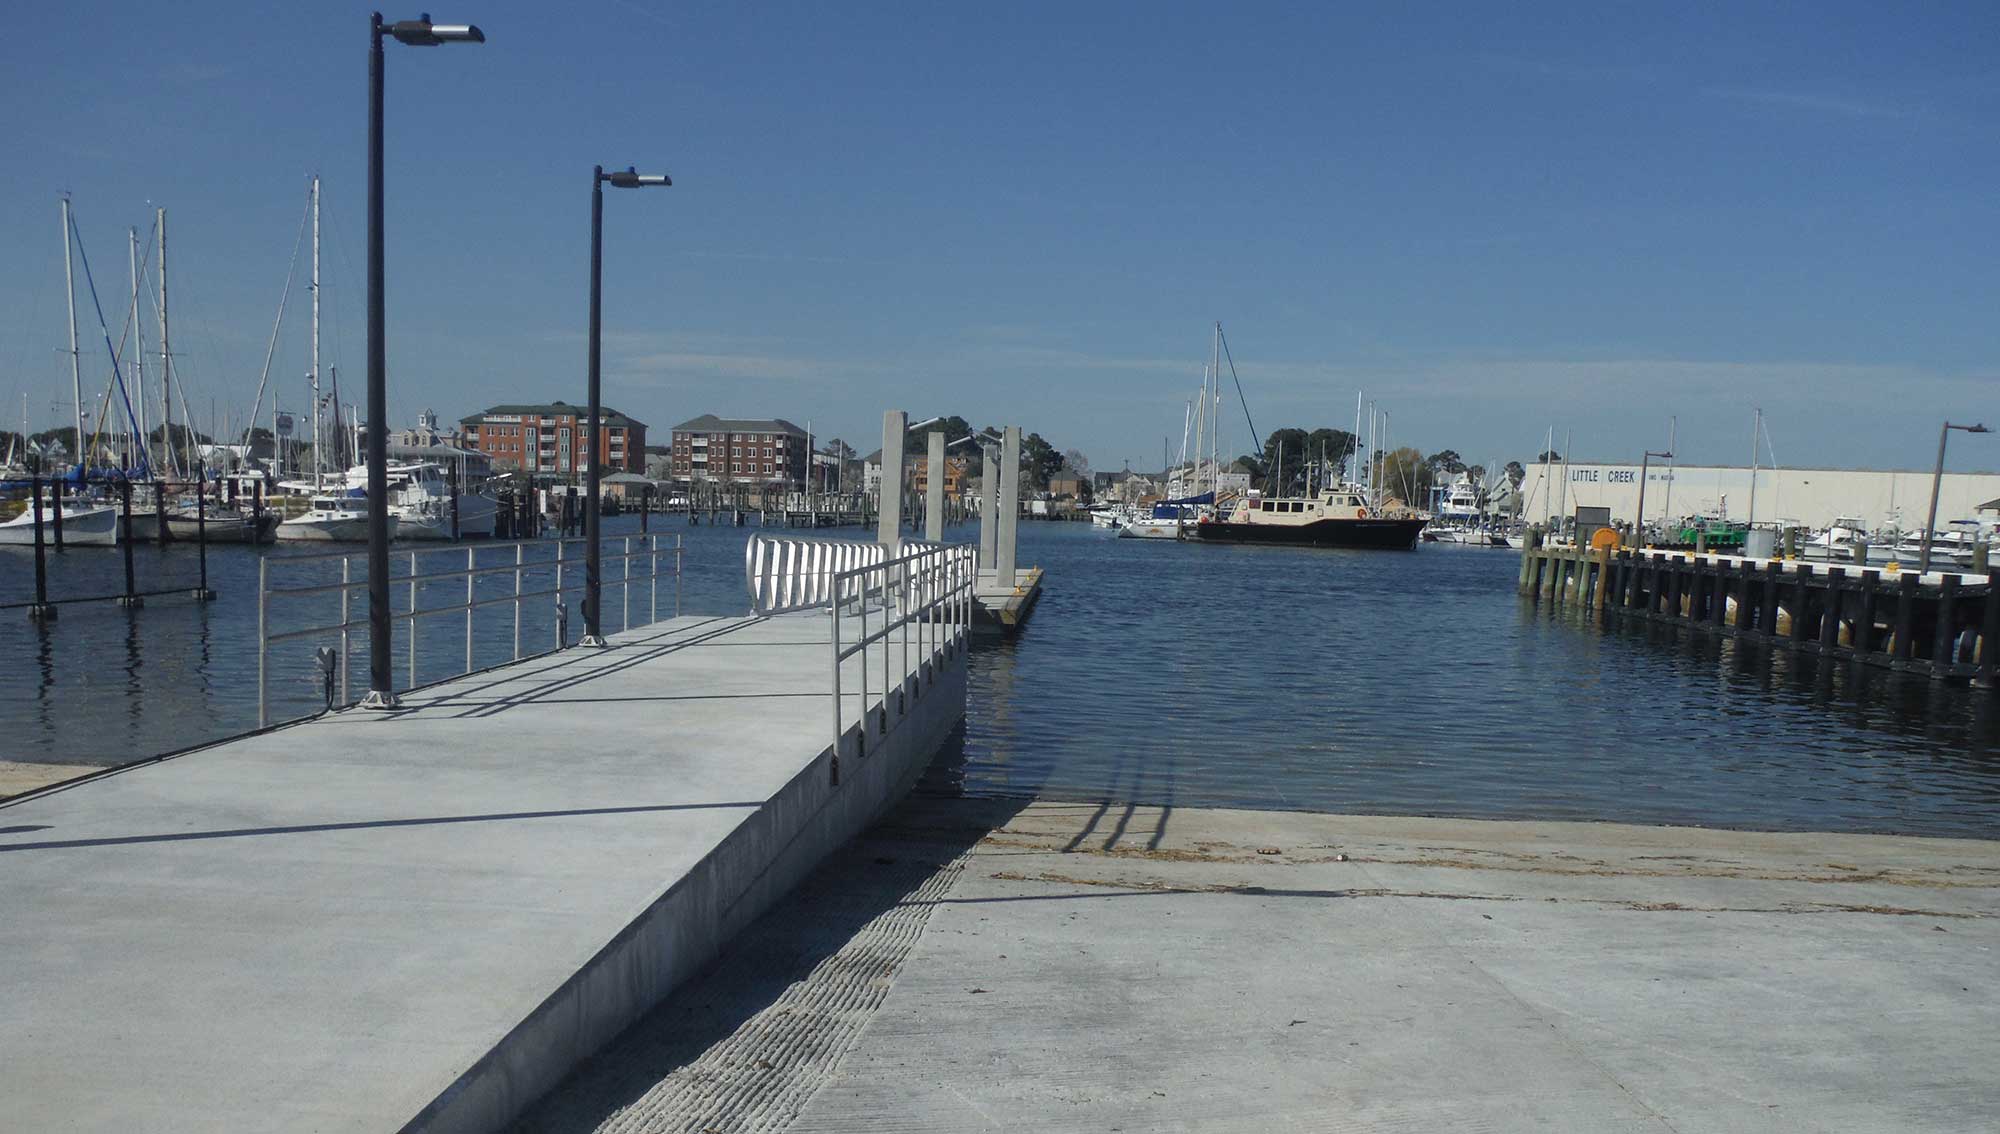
[459,401,646,476]
[665,416,809,488]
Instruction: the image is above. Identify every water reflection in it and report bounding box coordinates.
[954,527,2000,838]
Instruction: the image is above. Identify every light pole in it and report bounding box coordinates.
[1632,450,1672,548]
[1918,421,1990,575]
[582,165,671,647]
[364,11,484,709]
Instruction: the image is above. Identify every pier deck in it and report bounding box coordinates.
[0,611,965,1134]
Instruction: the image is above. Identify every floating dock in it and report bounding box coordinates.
[0,610,966,1134]
[972,565,1044,637]
[1522,541,1998,685]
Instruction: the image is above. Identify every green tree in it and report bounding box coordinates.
[1021,431,1062,489]
[1504,460,1527,486]
[1426,449,1465,476]
[1373,446,1433,507]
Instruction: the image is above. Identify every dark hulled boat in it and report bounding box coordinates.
[1193,487,1426,550]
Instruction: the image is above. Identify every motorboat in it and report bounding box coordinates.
[1194,486,1426,550]
[276,494,393,542]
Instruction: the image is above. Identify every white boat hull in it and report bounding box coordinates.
[277,514,395,542]
[1118,518,1185,540]
[0,504,122,546]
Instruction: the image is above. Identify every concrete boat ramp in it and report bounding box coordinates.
[0,610,966,1134]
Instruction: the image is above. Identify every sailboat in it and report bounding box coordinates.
[276,177,390,542]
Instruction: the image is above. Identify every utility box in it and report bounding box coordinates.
[1574,506,1612,547]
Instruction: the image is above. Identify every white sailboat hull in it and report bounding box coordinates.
[0,503,122,546]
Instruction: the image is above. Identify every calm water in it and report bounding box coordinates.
[4,519,1998,837]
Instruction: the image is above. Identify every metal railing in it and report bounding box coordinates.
[257,533,683,727]
[823,538,975,782]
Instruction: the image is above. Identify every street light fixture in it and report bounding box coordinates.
[582,164,671,647]
[363,10,484,710]
[1632,450,1672,548]
[1918,421,1991,575]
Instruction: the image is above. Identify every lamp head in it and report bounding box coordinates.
[605,166,671,188]
[387,13,485,45]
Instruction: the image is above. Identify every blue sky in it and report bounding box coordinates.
[3,2,1996,472]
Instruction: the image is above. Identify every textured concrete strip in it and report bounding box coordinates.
[512,801,1018,1134]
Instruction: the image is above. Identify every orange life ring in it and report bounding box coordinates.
[1356,506,1370,519]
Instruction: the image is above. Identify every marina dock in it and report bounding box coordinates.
[0,592,968,1133]
[1522,541,1998,685]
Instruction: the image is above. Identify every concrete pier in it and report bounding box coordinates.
[0,612,966,1134]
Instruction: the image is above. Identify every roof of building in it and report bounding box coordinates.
[601,472,653,484]
[460,401,645,428]
[669,415,806,436]
[1979,497,2000,512]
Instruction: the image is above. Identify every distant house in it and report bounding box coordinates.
[1046,469,1087,502]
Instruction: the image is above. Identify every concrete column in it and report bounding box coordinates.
[979,445,999,570]
[997,425,1021,589]
[877,410,905,549]
[925,431,945,543]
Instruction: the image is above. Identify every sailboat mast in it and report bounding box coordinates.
[129,226,149,471]
[1663,416,1676,528]
[156,207,177,478]
[310,178,323,486]
[1209,323,1221,492]
[61,197,84,468]
[1747,407,1760,528]
[1557,427,1573,536]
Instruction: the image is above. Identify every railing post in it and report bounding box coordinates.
[829,597,843,785]
[408,550,419,690]
[513,541,524,661]
[465,545,475,674]
[554,540,565,649]
[649,535,658,626]
[623,535,631,633]
[340,556,352,707]
[257,556,270,728]
[675,534,683,617]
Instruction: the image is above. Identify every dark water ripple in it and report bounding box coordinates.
[945,524,2000,838]
[3,518,1997,837]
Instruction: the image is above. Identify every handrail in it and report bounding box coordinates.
[257,533,683,727]
[821,537,975,782]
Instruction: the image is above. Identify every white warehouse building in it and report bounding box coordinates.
[1517,462,2000,532]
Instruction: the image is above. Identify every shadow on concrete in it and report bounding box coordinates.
[0,801,763,854]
